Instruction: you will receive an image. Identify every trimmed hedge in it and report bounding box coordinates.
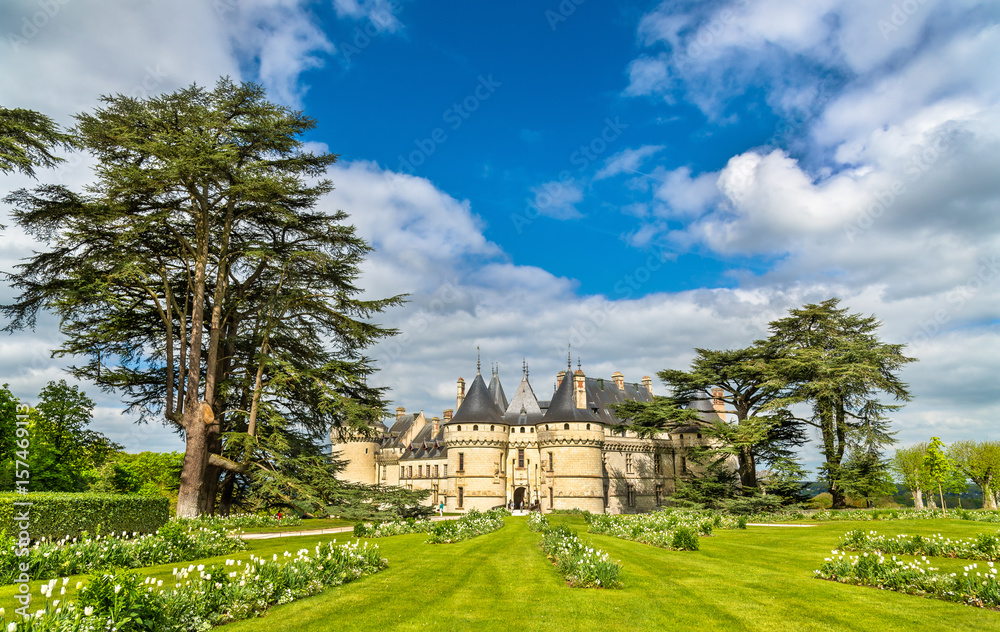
[0,492,169,541]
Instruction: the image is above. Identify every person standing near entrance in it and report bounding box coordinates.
[438,501,444,516]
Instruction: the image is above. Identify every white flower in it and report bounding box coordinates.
[84,606,94,616]
[6,622,15,632]
[114,585,122,594]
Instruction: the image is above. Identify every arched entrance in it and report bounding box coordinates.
[513,486,526,509]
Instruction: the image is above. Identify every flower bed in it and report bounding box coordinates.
[527,512,548,532]
[172,513,303,530]
[0,522,248,585]
[0,539,386,631]
[838,529,1000,561]
[425,509,506,544]
[586,509,743,549]
[539,526,621,588]
[353,518,435,538]
[815,550,1000,609]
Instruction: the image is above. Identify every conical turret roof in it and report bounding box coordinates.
[488,368,508,411]
[540,369,599,424]
[449,372,506,425]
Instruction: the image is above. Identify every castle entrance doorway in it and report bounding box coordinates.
[513,486,526,509]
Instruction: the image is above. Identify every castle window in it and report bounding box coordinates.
[408,466,413,478]
[520,427,525,433]
[456,426,461,432]
[546,425,549,430]
[518,449,524,468]
[680,456,687,474]
[418,465,423,478]
[490,425,494,431]
[626,453,633,474]
[563,423,570,430]
[473,425,478,431]
[400,466,404,479]
[530,427,534,433]
[548,452,554,472]
[458,487,464,508]
[655,484,663,506]
[549,487,553,509]
[697,433,702,439]
[381,467,386,481]
[444,465,448,477]
[586,424,590,430]
[434,465,439,478]
[627,483,636,507]
[458,453,465,472]
[654,455,662,475]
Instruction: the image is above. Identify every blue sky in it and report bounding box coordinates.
[1,0,999,476]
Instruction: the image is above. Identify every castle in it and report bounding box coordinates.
[332,358,724,514]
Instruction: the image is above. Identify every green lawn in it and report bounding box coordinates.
[4,516,1000,631]
[236,517,357,534]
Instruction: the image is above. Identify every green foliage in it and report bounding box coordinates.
[0,492,169,541]
[8,380,123,493]
[0,384,19,490]
[0,522,247,585]
[839,451,897,507]
[719,494,787,515]
[0,106,73,178]
[764,299,915,508]
[77,570,163,631]
[670,526,700,551]
[539,525,622,588]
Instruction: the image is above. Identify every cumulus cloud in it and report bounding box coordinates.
[332,0,404,33]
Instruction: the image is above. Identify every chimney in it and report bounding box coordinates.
[711,387,725,415]
[456,377,466,411]
[642,376,653,395]
[556,370,566,389]
[432,416,441,433]
[574,369,587,409]
[395,406,406,421]
[612,371,625,390]
[443,408,453,423]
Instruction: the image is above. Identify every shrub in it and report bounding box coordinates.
[671,526,700,551]
[0,492,169,541]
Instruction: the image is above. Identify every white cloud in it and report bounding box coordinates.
[529,179,585,220]
[332,0,404,33]
[595,145,665,180]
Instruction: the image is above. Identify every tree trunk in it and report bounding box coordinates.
[218,472,236,516]
[738,445,757,493]
[175,204,211,518]
[177,402,211,518]
[913,488,924,510]
[938,482,946,516]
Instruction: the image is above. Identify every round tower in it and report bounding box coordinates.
[331,422,385,485]
[444,371,508,512]
[537,366,605,513]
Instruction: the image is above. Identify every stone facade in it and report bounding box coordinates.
[333,359,727,514]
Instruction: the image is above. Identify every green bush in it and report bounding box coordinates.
[0,492,169,541]
[670,526,700,551]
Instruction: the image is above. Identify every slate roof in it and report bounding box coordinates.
[539,371,600,424]
[449,373,506,425]
[503,374,544,425]
[488,370,508,411]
